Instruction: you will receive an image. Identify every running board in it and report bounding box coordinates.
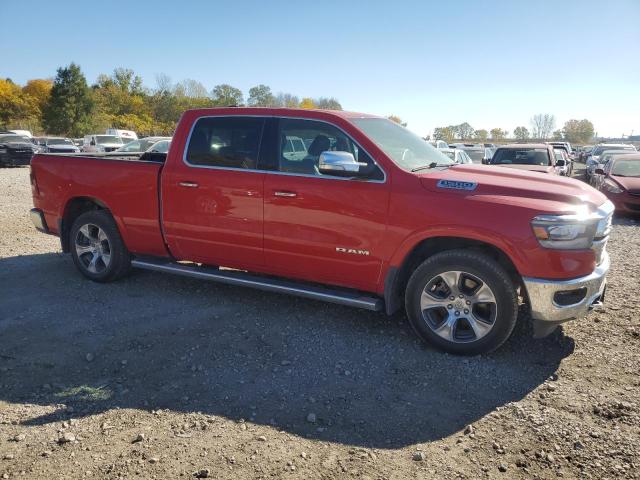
[131,258,384,312]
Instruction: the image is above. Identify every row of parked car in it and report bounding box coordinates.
[427,140,575,176]
[0,129,172,167]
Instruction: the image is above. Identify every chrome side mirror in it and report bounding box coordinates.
[318,151,365,175]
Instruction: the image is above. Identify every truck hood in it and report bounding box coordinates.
[612,175,640,192]
[418,164,607,213]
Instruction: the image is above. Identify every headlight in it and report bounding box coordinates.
[531,212,597,249]
[603,179,623,194]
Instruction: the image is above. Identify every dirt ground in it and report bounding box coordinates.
[1,165,639,479]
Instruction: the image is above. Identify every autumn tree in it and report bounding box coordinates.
[43,63,93,136]
[513,126,530,141]
[530,113,555,140]
[454,122,474,140]
[433,126,455,143]
[562,119,594,144]
[22,79,52,114]
[211,84,243,106]
[300,98,316,109]
[490,128,508,141]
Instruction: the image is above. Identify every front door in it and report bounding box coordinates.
[263,118,390,292]
[161,116,266,269]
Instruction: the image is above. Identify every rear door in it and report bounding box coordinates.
[161,116,267,269]
[262,117,389,292]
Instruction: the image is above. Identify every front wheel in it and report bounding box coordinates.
[70,210,131,282]
[405,250,518,355]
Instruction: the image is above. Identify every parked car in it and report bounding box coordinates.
[449,143,489,164]
[592,154,640,215]
[106,128,138,142]
[30,107,613,355]
[83,135,124,153]
[42,137,81,154]
[440,148,473,164]
[146,139,171,153]
[488,144,559,173]
[548,141,573,158]
[585,144,637,178]
[553,148,572,176]
[114,136,172,153]
[0,134,37,166]
[589,150,638,186]
[428,140,449,149]
[7,129,32,138]
[73,138,84,147]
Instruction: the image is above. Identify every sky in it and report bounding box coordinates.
[2,0,639,138]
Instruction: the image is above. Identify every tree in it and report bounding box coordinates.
[315,97,342,110]
[174,79,208,99]
[455,122,474,140]
[211,84,243,106]
[562,119,594,144]
[513,126,530,141]
[552,129,564,140]
[22,79,52,113]
[490,128,508,141]
[274,92,299,108]
[0,79,31,128]
[388,115,407,127]
[433,126,455,143]
[530,113,555,140]
[300,98,316,109]
[42,63,93,136]
[474,129,488,142]
[247,84,274,107]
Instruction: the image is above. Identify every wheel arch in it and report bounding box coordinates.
[60,196,114,253]
[384,235,522,315]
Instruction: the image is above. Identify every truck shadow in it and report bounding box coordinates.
[0,253,574,449]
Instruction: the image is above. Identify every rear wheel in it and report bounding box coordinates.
[405,250,518,355]
[70,210,131,282]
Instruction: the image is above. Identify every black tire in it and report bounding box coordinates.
[405,250,518,355]
[69,210,131,282]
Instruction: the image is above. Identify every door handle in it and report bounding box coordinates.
[273,191,297,198]
[178,181,199,188]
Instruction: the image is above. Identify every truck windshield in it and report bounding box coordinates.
[96,136,123,145]
[48,138,74,145]
[491,148,550,166]
[350,118,453,171]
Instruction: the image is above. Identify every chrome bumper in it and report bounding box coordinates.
[523,252,609,324]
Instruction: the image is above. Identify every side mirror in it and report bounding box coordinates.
[556,159,565,166]
[594,168,605,175]
[90,140,96,146]
[318,151,365,176]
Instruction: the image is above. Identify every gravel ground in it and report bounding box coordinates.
[0,165,639,479]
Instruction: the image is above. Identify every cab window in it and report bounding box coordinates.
[277,118,383,180]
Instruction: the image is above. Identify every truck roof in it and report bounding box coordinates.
[182,107,380,120]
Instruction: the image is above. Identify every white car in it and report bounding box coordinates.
[428,140,449,149]
[43,137,80,154]
[83,134,124,153]
[115,136,171,153]
[106,128,138,143]
[440,148,473,164]
[553,148,571,176]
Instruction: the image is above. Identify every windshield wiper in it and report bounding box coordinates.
[411,162,452,172]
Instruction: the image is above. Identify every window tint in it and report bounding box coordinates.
[186,117,265,169]
[277,118,383,180]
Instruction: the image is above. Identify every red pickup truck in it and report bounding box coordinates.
[29,108,613,355]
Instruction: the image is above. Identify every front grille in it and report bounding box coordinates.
[104,147,118,152]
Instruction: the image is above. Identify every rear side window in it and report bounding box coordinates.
[186,117,265,169]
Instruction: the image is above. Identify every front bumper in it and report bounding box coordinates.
[523,252,609,332]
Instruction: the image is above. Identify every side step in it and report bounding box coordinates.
[131,258,384,312]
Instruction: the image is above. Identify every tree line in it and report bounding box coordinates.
[432,114,595,144]
[0,63,343,137]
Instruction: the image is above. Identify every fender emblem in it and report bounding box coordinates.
[437,179,477,191]
[336,247,370,256]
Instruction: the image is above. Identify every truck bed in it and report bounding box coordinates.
[30,153,168,257]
